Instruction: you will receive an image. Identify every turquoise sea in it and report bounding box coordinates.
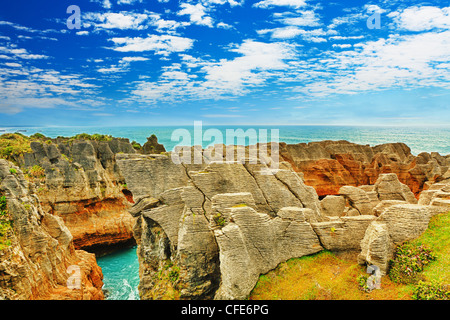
[2,125,449,299]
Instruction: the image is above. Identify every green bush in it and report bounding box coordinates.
[213,213,226,227]
[389,242,437,284]
[73,133,113,142]
[413,280,450,300]
[29,165,45,178]
[0,195,12,250]
[9,168,17,174]
[357,274,370,293]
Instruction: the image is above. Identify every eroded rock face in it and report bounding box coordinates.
[21,139,136,250]
[116,143,448,300]
[0,160,103,300]
[279,140,449,197]
[358,179,450,274]
[116,151,324,300]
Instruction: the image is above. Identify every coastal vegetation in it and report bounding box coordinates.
[0,195,12,250]
[250,212,450,300]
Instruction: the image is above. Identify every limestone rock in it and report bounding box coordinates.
[142,135,166,155]
[214,202,322,300]
[0,159,103,300]
[374,173,417,203]
[278,140,448,197]
[372,200,407,217]
[311,215,376,251]
[339,186,374,215]
[358,221,394,275]
[320,195,346,217]
[377,204,431,244]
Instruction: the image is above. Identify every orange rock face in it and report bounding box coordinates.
[43,197,135,251]
[279,141,449,198]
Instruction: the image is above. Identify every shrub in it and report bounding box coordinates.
[213,213,226,227]
[412,280,450,300]
[9,168,17,174]
[0,133,33,163]
[0,195,12,250]
[30,133,46,140]
[73,133,113,142]
[357,274,370,293]
[389,242,437,284]
[29,165,45,178]
[131,141,141,150]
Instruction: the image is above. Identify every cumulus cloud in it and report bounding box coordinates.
[177,3,214,27]
[296,30,450,96]
[388,6,450,31]
[109,35,195,55]
[130,40,295,103]
[253,0,307,9]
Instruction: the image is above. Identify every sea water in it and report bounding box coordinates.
[96,246,140,300]
[2,125,449,299]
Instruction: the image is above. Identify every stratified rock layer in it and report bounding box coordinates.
[0,160,104,300]
[21,138,136,250]
[279,140,449,197]
[117,151,323,300]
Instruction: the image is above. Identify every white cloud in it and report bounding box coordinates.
[109,35,194,55]
[253,0,307,9]
[117,0,143,4]
[217,22,234,29]
[332,44,352,49]
[258,27,328,42]
[276,10,322,27]
[202,0,244,7]
[389,6,450,31]
[97,65,127,73]
[4,62,22,67]
[120,56,149,63]
[296,30,450,96]
[76,31,89,36]
[90,0,112,9]
[87,12,149,30]
[0,46,48,60]
[329,35,365,41]
[130,40,295,104]
[177,3,214,27]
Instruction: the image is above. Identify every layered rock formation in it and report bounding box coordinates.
[117,141,449,300]
[358,178,450,274]
[18,137,137,251]
[0,159,104,300]
[116,151,323,300]
[278,140,450,197]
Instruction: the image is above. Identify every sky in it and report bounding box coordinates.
[0,0,449,127]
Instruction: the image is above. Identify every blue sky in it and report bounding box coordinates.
[0,0,449,126]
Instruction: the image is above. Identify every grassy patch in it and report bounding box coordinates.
[250,212,450,300]
[388,242,436,284]
[408,212,450,285]
[0,133,33,163]
[249,251,413,300]
[0,195,13,251]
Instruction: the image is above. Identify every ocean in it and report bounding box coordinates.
[2,124,449,299]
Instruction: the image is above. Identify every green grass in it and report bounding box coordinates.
[0,195,13,251]
[249,212,450,300]
[0,133,33,163]
[408,212,450,285]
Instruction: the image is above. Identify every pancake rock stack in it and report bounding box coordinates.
[0,159,104,300]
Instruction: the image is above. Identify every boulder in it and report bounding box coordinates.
[320,195,346,217]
